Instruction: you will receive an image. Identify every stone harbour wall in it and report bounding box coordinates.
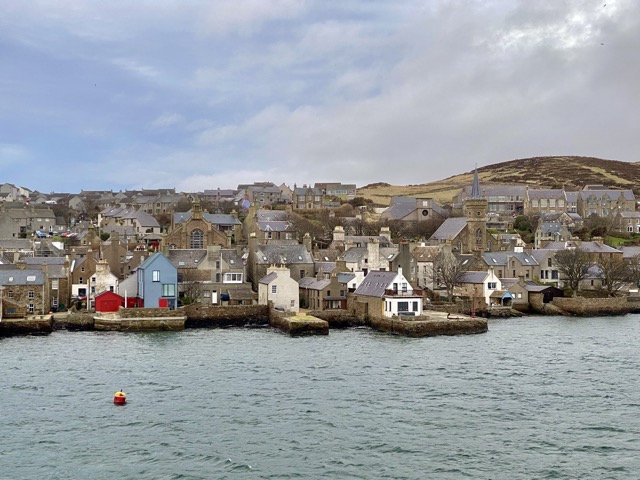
[367,316,488,337]
[551,296,640,316]
[183,304,269,328]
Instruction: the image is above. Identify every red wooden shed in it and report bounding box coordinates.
[95,291,124,313]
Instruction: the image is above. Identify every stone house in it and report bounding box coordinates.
[530,249,561,287]
[576,186,636,218]
[482,250,540,281]
[524,188,567,215]
[614,211,640,233]
[247,234,314,290]
[455,268,502,307]
[0,268,47,316]
[242,208,296,244]
[298,273,348,311]
[534,221,571,249]
[258,265,299,313]
[70,253,99,300]
[412,244,440,291]
[22,257,71,312]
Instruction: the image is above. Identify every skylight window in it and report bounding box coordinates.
[27,276,36,282]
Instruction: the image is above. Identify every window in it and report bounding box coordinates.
[152,270,160,282]
[398,301,409,312]
[51,279,59,290]
[28,290,34,299]
[290,300,295,307]
[190,229,204,249]
[300,270,305,279]
[224,273,243,283]
[548,258,552,267]
[488,282,497,289]
[215,260,221,269]
[7,290,13,298]
[327,291,331,297]
[413,301,418,312]
[28,303,34,313]
[271,285,277,294]
[52,297,58,307]
[162,284,175,296]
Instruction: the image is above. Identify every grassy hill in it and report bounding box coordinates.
[357,156,640,207]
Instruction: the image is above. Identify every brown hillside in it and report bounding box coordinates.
[358,156,640,206]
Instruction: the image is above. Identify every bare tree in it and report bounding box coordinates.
[433,248,469,302]
[554,248,592,296]
[178,268,205,305]
[596,256,631,296]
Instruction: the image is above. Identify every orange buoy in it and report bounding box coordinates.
[113,390,127,405]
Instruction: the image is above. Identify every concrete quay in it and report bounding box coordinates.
[270,311,329,336]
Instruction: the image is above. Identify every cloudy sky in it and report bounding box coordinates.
[1,0,638,193]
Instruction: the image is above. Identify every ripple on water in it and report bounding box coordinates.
[2,317,640,479]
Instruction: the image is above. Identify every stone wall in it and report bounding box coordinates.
[54,312,95,330]
[367,316,488,337]
[118,306,186,319]
[308,310,366,328]
[0,317,53,337]
[551,296,640,316]
[183,304,269,328]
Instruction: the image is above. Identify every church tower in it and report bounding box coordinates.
[463,166,488,253]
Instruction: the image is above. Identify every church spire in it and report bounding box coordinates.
[471,164,482,199]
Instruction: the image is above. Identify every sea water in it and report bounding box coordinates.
[1,315,639,479]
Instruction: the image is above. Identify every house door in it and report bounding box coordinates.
[212,289,218,304]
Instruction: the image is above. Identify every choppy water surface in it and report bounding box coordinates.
[2,315,640,479]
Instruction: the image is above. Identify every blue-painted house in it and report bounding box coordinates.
[136,252,178,309]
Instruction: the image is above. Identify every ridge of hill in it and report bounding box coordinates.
[358,156,640,206]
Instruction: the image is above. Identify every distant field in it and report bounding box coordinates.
[357,156,640,206]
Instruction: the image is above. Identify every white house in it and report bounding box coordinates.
[258,265,299,313]
[354,267,423,318]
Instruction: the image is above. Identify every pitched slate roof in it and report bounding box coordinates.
[429,217,468,241]
[337,272,356,284]
[299,278,331,291]
[256,221,293,232]
[542,241,621,254]
[221,249,244,268]
[315,261,336,273]
[483,252,539,267]
[526,189,565,199]
[255,244,313,265]
[258,271,278,284]
[620,246,640,259]
[339,247,398,263]
[579,189,635,201]
[412,245,440,262]
[354,271,397,297]
[538,222,564,234]
[166,249,208,268]
[173,211,241,226]
[256,210,289,222]
[0,269,45,285]
[458,271,489,284]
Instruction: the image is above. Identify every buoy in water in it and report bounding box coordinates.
[113,390,127,405]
